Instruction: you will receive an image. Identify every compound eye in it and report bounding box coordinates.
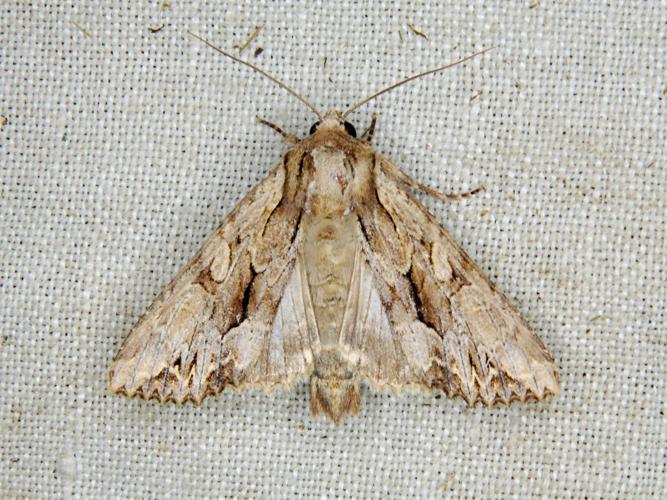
[309,122,320,135]
[343,121,357,138]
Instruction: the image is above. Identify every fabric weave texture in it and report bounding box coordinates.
[1,1,665,498]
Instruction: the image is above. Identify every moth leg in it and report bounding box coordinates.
[380,158,485,201]
[439,185,485,200]
[360,113,378,143]
[256,116,299,144]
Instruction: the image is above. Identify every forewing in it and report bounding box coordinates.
[110,155,316,403]
[338,245,446,392]
[351,157,560,404]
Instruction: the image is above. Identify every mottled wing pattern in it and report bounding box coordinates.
[338,244,446,392]
[351,157,560,404]
[109,155,316,403]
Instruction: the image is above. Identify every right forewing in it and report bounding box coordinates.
[351,157,560,405]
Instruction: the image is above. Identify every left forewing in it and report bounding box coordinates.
[110,154,316,404]
[352,157,560,405]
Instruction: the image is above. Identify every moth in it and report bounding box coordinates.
[109,33,560,423]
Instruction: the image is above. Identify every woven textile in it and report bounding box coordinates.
[1,1,664,497]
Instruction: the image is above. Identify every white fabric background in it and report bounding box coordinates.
[1,1,665,498]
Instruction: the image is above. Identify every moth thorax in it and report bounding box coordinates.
[307,149,352,217]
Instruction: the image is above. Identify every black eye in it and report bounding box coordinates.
[344,121,357,138]
[309,122,320,135]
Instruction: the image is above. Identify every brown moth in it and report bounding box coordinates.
[109,34,560,423]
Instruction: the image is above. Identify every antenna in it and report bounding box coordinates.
[342,46,495,118]
[187,31,323,120]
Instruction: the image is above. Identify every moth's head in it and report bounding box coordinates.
[308,109,357,138]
